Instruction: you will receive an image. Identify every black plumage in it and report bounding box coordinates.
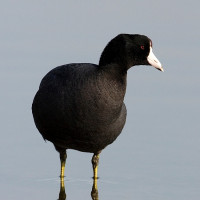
[32,34,163,178]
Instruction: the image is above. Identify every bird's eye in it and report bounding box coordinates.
[140,45,145,50]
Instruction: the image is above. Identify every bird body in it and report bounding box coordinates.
[33,63,127,153]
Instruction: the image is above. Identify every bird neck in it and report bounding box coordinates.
[98,34,129,72]
[97,64,127,105]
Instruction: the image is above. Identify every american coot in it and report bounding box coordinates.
[32,34,163,180]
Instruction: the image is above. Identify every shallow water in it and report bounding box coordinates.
[1,120,200,200]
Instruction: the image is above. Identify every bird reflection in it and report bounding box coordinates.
[91,178,99,200]
[58,178,66,200]
[57,177,99,200]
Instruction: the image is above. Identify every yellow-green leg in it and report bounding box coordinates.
[92,153,100,179]
[60,151,67,178]
[91,153,100,200]
[58,151,67,199]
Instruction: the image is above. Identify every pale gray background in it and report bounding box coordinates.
[1,0,199,199]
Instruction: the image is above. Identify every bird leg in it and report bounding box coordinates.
[91,152,100,200]
[60,151,67,178]
[92,153,100,179]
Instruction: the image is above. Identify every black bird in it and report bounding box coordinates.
[32,34,163,180]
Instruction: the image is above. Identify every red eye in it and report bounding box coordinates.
[140,45,145,50]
